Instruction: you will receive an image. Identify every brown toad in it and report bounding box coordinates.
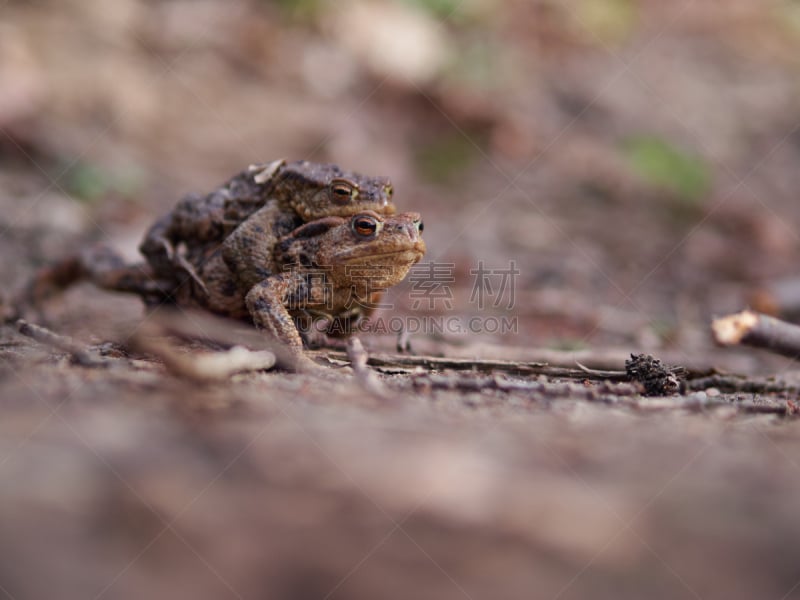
[191,211,425,357]
[140,159,397,292]
[25,211,425,370]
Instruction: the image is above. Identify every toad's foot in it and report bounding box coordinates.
[245,276,303,347]
[244,275,333,373]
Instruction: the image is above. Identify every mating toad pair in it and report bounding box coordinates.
[30,160,426,369]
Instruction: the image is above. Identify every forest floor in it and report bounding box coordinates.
[3,2,800,599]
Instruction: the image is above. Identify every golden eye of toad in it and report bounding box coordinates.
[330,180,356,204]
[353,217,378,237]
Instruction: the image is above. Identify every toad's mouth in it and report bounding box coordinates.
[338,248,425,265]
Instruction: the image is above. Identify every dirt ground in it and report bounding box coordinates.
[2,1,800,599]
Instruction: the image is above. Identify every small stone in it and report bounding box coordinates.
[689,391,708,403]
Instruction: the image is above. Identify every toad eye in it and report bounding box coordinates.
[383,184,393,199]
[330,179,358,205]
[352,215,379,237]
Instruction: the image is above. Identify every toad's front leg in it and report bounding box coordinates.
[244,274,321,371]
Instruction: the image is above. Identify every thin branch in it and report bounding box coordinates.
[16,319,108,367]
[346,337,390,399]
[123,308,308,372]
[319,351,606,379]
[575,361,628,380]
[712,309,800,359]
[131,332,276,382]
[686,375,800,395]
[413,372,642,399]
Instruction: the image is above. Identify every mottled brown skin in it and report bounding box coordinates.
[23,160,417,369]
[139,159,397,291]
[186,211,425,358]
[24,211,425,369]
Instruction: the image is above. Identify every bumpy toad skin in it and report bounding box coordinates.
[139,159,397,290]
[22,160,420,370]
[25,211,425,369]
[191,211,425,355]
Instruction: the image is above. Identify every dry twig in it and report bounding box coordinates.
[712,309,800,359]
[413,372,641,400]
[320,351,607,379]
[346,337,389,398]
[126,311,282,381]
[574,361,628,380]
[16,319,108,367]
[686,375,799,395]
[125,308,310,372]
[132,334,275,382]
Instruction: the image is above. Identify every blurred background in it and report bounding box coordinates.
[4,3,800,600]
[3,0,800,357]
